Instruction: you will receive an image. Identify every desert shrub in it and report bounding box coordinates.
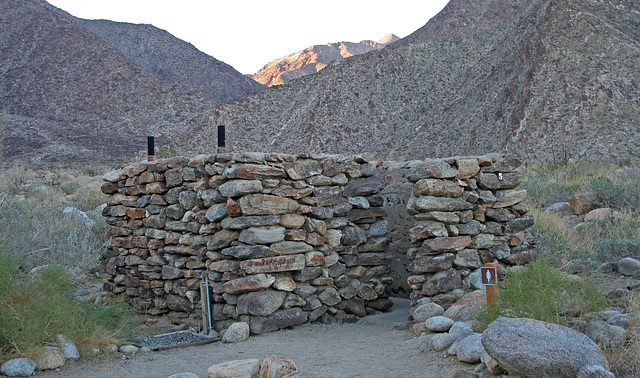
[72,182,106,212]
[0,249,136,362]
[588,174,640,210]
[474,259,609,330]
[60,180,81,195]
[0,196,107,271]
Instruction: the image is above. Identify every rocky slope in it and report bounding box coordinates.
[76,19,265,104]
[253,35,400,86]
[188,0,640,164]
[0,0,218,164]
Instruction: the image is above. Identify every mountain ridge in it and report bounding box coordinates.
[76,18,265,104]
[253,34,400,87]
[185,0,640,164]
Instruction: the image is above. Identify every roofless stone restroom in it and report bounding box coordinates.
[101,152,535,333]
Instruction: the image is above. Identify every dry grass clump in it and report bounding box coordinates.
[606,292,640,376]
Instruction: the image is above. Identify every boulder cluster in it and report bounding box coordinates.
[101,152,394,331]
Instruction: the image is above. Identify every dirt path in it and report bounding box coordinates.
[36,300,470,378]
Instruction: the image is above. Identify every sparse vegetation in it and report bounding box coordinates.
[474,259,609,330]
[521,161,640,269]
[0,248,136,361]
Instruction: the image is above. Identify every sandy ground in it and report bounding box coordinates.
[35,299,470,378]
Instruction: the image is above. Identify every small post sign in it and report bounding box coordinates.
[481,266,497,286]
[482,262,499,315]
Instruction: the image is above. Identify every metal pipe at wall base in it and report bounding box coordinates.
[205,274,213,335]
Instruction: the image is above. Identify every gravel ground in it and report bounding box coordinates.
[35,299,470,378]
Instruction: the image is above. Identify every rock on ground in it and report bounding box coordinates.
[482,317,611,377]
[34,346,65,371]
[54,334,79,360]
[223,322,250,343]
[206,359,261,378]
[425,316,455,332]
[411,302,444,322]
[1,358,37,377]
[259,356,298,378]
[456,334,484,364]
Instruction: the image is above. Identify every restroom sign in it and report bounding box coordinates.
[481,266,497,286]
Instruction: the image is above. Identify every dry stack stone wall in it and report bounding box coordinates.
[405,154,536,307]
[101,152,393,332]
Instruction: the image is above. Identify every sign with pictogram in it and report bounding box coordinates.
[481,266,497,286]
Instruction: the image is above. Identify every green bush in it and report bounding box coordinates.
[72,182,106,212]
[474,259,609,330]
[0,249,136,362]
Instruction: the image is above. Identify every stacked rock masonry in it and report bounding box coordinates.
[101,152,536,332]
[405,155,536,307]
[101,152,393,332]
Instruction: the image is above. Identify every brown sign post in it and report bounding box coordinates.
[481,262,498,314]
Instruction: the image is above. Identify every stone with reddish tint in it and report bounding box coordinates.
[259,356,298,378]
[305,251,325,266]
[205,359,261,378]
[443,290,487,322]
[240,255,306,274]
[502,249,538,265]
[409,253,455,274]
[221,274,275,295]
[456,158,480,179]
[126,208,146,219]
[279,214,306,229]
[343,176,386,197]
[146,182,167,194]
[418,236,472,255]
[356,252,392,266]
[273,277,296,291]
[227,198,242,217]
[347,207,387,223]
[313,186,342,206]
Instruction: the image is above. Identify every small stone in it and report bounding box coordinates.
[577,365,615,378]
[222,322,250,343]
[412,302,445,322]
[430,333,459,351]
[167,373,200,378]
[618,257,640,277]
[425,316,455,332]
[119,345,139,355]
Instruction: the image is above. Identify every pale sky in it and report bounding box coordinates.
[47,1,450,74]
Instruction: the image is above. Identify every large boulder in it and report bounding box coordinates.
[482,317,610,377]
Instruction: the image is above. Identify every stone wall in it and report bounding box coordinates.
[100,152,536,333]
[101,152,393,332]
[404,154,536,308]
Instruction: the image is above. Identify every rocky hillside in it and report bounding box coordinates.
[188,0,640,164]
[76,19,265,104]
[253,35,400,86]
[0,0,218,164]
